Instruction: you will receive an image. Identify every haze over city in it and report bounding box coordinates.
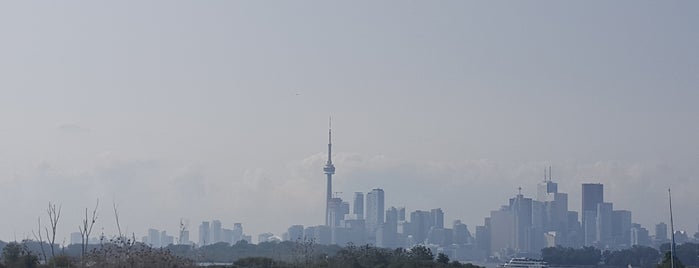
[0,0,697,248]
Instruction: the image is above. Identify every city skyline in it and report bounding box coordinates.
[0,1,697,247]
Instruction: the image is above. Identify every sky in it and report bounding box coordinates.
[0,1,697,243]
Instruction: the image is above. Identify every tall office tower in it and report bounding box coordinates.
[70,232,82,245]
[323,119,336,226]
[489,208,514,256]
[655,222,668,241]
[148,228,161,248]
[258,233,274,243]
[475,221,491,257]
[398,207,406,222]
[353,192,364,220]
[222,229,234,244]
[510,191,533,253]
[366,188,385,233]
[199,221,211,246]
[430,208,445,229]
[630,223,650,246]
[612,210,632,246]
[179,230,190,245]
[161,231,174,246]
[327,197,345,227]
[287,225,304,241]
[596,202,613,245]
[380,207,399,248]
[232,223,243,243]
[212,220,222,243]
[582,183,603,245]
[453,220,472,245]
[537,167,558,202]
[410,210,432,244]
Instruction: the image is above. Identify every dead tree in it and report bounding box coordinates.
[79,199,99,258]
[32,217,48,264]
[45,202,61,262]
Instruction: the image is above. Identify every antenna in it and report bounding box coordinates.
[669,188,676,268]
[518,187,522,195]
[544,168,547,182]
[549,166,552,182]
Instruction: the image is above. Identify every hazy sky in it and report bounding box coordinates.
[0,1,697,243]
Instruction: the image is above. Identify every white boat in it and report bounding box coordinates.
[501,258,549,268]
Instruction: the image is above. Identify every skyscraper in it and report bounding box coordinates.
[595,202,613,244]
[148,228,161,248]
[323,119,336,226]
[655,222,668,241]
[582,183,604,223]
[430,208,444,229]
[353,192,364,220]
[582,183,603,245]
[212,220,222,243]
[366,188,385,234]
[199,221,210,246]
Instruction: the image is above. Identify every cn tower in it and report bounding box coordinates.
[323,118,336,226]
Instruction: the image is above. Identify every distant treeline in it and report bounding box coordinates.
[2,238,698,268]
[542,243,699,268]
[0,239,483,268]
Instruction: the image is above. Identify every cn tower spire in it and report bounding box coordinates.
[323,116,336,226]
[327,117,332,165]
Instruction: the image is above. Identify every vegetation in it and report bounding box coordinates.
[541,246,601,265]
[0,240,483,268]
[1,242,39,268]
[603,246,661,268]
[659,242,699,267]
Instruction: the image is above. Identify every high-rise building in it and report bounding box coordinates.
[582,183,603,222]
[232,223,243,243]
[258,233,274,243]
[380,207,399,248]
[631,223,650,246]
[179,230,190,245]
[510,192,533,253]
[222,228,234,244]
[453,220,472,245]
[353,192,364,220]
[366,188,385,233]
[212,220,222,243]
[287,225,304,241]
[161,231,174,246]
[148,228,161,248]
[323,119,336,226]
[70,232,82,245]
[611,210,632,246]
[537,167,557,202]
[582,183,603,245]
[430,208,444,229]
[409,210,432,244]
[398,207,406,222]
[199,221,210,246]
[595,202,613,245]
[655,222,668,242]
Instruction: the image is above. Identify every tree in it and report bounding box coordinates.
[31,218,47,264]
[409,245,434,261]
[78,199,99,259]
[657,251,684,268]
[2,242,39,268]
[436,253,450,264]
[45,202,61,262]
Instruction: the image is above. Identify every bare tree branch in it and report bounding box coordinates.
[46,202,61,263]
[79,199,99,260]
[32,217,48,264]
